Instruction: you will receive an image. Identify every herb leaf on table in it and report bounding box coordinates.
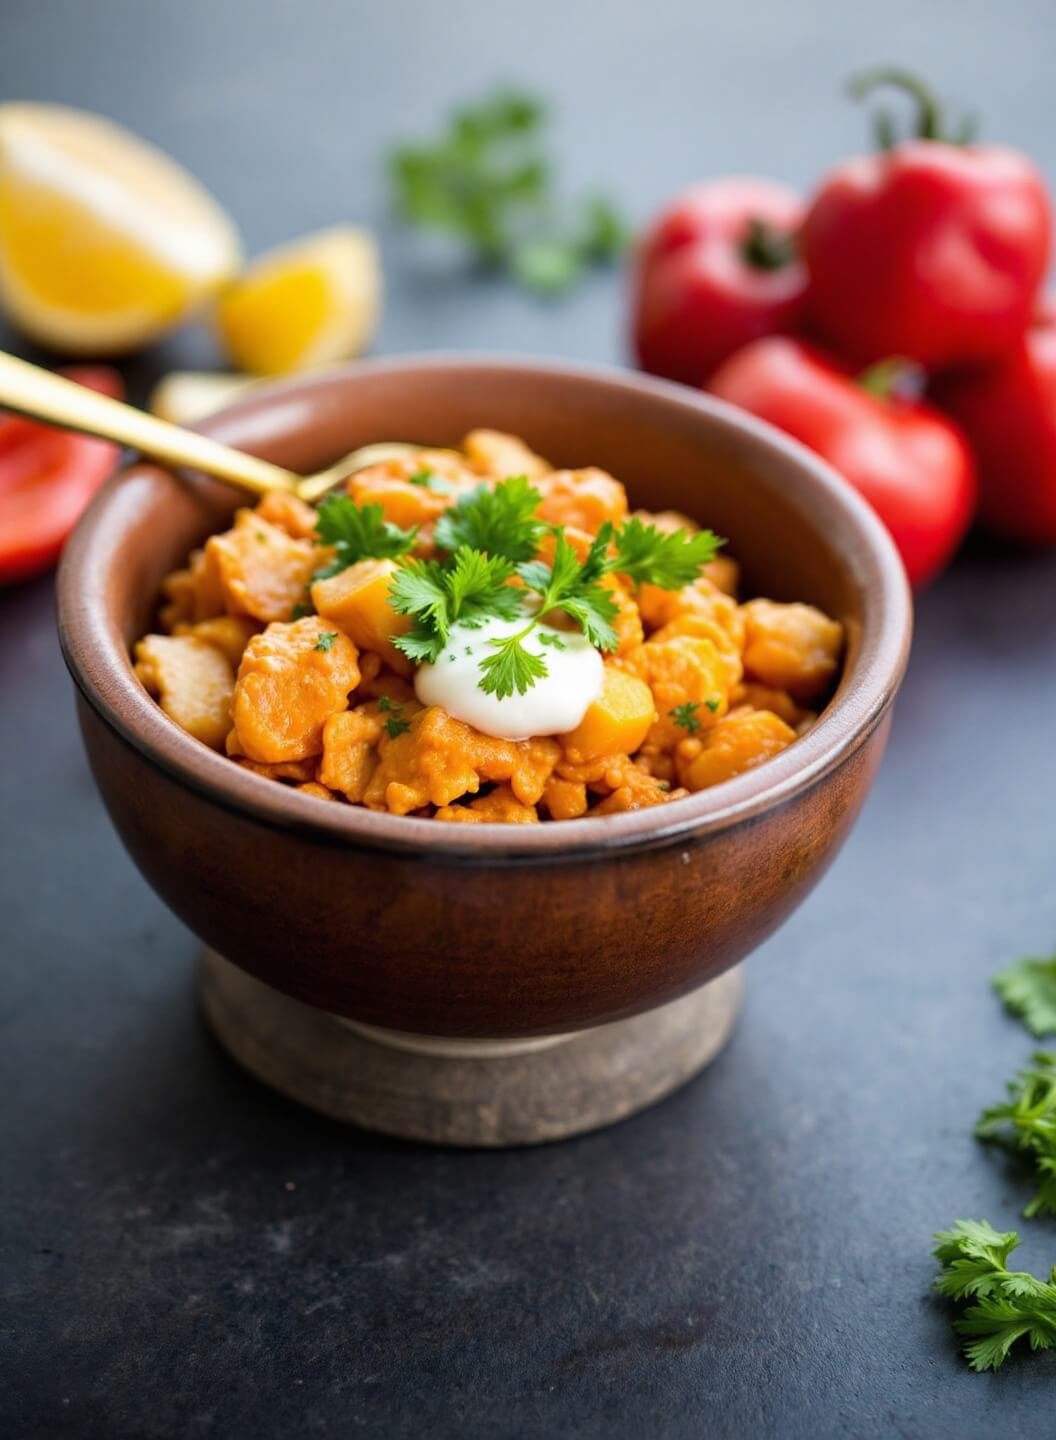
[388,88,629,296]
[994,954,1056,1037]
[933,1219,1056,1371]
[976,1051,1056,1218]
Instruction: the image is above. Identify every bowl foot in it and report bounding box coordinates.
[199,950,744,1147]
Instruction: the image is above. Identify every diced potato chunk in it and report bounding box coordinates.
[205,510,317,623]
[173,615,260,669]
[541,776,589,821]
[311,558,412,676]
[134,634,234,750]
[231,617,360,763]
[676,710,796,791]
[741,600,843,702]
[562,666,655,763]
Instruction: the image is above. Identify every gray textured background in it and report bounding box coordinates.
[2,2,1056,1436]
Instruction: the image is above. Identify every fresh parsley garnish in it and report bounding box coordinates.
[388,476,723,697]
[313,494,418,579]
[434,476,546,563]
[391,547,522,664]
[976,1052,1056,1218]
[377,695,411,738]
[670,702,702,734]
[388,88,628,296]
[994,955,1056,1037]
[538,631,567,650]
[705,697,721,713]
[609,515,724,588]
[933,1219,1056,1371]
[313,631,338,653]
[291,600,314,621]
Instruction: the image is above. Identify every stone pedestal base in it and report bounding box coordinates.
[199,950,744,1147]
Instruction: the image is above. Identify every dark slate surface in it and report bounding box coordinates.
[2,2,1056,1435]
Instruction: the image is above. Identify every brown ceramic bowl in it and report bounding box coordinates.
[58,355,911,1039]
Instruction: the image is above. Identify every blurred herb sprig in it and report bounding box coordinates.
[388,89,627,295]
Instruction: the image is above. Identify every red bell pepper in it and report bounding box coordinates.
[932,300,1056,544]
[632,178,806,385]
[0,366,124,585]
[708,337,976,587]
[801,70,1052,369]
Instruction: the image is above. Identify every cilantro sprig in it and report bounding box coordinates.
[976,1052,1056,1219]
[933,1220,1056,1371]
[434,476,546,562]
[994,955,1056,1038]
[390,478,724,698]
[390,547,523,664]
[313,494,418,580]
[388,88,628,296]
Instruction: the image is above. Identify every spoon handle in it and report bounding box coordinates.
[0,350,299,497]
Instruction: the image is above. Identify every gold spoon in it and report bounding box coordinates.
[0,349,427,503]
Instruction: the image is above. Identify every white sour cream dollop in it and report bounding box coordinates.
[414,616,604,741]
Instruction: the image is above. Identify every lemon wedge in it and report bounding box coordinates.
[149,371,258,425]
[215,226,381,375]
[0,103,241,354]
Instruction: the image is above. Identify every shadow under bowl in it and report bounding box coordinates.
[58,355,911,1040]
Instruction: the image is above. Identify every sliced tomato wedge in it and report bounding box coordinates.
[0,366,124,585]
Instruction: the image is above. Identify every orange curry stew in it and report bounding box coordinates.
[133,430,843,823]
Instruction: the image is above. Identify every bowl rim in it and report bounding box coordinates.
[59,351,912,865]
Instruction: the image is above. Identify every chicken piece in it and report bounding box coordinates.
[205,510,317,623]
[741,599,843,702]
[616,633,731,750]
[254,490,321,539]
[172,615,260,669]
[298,781,338,802]
[461,429,551,480]
[317,706,384,803]
[235,756,319,784]
[590,760,674,814]
[435,787,540,824]
[675,709,796,791]
[363,707,561,816]
[348,451,481,530]
[134,633,234,750]
[646,585,745,685]
[535,468,628,535]
[729,682,807,729]
[540,775,589,821]
[231,617,360,763]
[159,546,226,629]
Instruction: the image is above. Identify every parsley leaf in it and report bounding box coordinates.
[376,697,411,738]
[994,955,1056,1038]
[313,631,338,653]
[478,632,549,699]
[313,495,418,578]
[434,476,546,562]
[670,702,702,735]
[388,88,627,296]
[407,467,455,494]
[517,528,619,652]
[390,547,519,664]
[933,1219,1056,1371]
[976,1052,1056,1218]
[611,516,724,589]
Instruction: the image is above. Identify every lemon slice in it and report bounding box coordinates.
[149,371,258,425]
[215,226,381,376]
[0,103,241,354]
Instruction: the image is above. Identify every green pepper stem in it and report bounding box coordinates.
[739,217,797,271]
[848,67,976,150]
